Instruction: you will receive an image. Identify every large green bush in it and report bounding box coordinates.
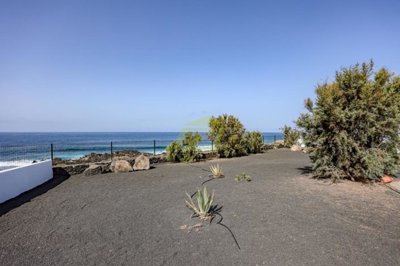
[282,125,300,147]
[209,114,248,157]
[296,61,400,182]
[166,132,202,162]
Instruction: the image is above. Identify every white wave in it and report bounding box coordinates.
[0,160,33,168]
[0,160,34,172]
[199,145,212,152]
[150,144,212,155]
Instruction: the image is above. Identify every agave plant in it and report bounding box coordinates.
[210,164,224,178]
[185,187,214,219]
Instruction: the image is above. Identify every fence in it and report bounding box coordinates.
[0,134,283,169]
[0,144,52,171]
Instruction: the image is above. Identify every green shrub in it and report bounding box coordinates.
[209,114,248,157]
[166,141,183,162]
[282,125,300,147]
[244,131,264,153]
[296,61,400,182]
[182,132,202,162]
[235,173,252,182]
[166,132,202,162]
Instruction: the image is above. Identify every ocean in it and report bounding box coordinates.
[0,132,283,170]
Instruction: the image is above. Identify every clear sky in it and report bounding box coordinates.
[1,0,399,132]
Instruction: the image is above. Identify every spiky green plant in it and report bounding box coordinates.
[185,187,214,219]
[235,173,252,182]
[210,164,224,178]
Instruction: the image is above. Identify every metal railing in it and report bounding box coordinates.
[0,144,52,171]
[1,134,283,169]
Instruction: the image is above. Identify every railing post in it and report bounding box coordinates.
[274,135,276,143]
[262,135,265,143]
[51,143,54,164]
[110,141,113,161]
[153,140,156,156]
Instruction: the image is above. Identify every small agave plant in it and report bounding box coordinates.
[210,164,224,178]
[185,187,214,220]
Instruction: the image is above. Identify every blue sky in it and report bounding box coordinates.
[0,0,399,132]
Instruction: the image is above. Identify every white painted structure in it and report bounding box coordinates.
[0,160,53,203]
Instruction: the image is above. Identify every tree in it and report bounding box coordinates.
[296,61,400,182]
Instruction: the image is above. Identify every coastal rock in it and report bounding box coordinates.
[61,164,90,176]
[83,165,103,176]
[133,155,150,171]
[52,167,71,179]
[99,162,111,173]
[290,145,302,152]
[263,144,274,150]
[273,142,285,149]
[111,160,133,173]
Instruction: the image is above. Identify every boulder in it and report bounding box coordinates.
[290,145,302,152]
[99,162,111,173]
[133,155,150,171]
[83,165,103,176]
[111,160,133,173]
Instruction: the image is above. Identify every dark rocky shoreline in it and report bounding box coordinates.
[52,143,287,177]
[52,150,216,176]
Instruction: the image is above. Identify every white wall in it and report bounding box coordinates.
[0,160,53,203]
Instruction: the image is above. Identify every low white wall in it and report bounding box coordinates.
[0,160,53,204]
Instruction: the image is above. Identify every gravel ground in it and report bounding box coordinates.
[1,149,399,266]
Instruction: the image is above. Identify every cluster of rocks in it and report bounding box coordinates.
[53,153,159,177]
[263,139,309,153]
[52,150,149,165]
[263,140,285,150]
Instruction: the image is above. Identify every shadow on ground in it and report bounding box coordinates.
[297,165,313,175]
[0,168,70,217]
